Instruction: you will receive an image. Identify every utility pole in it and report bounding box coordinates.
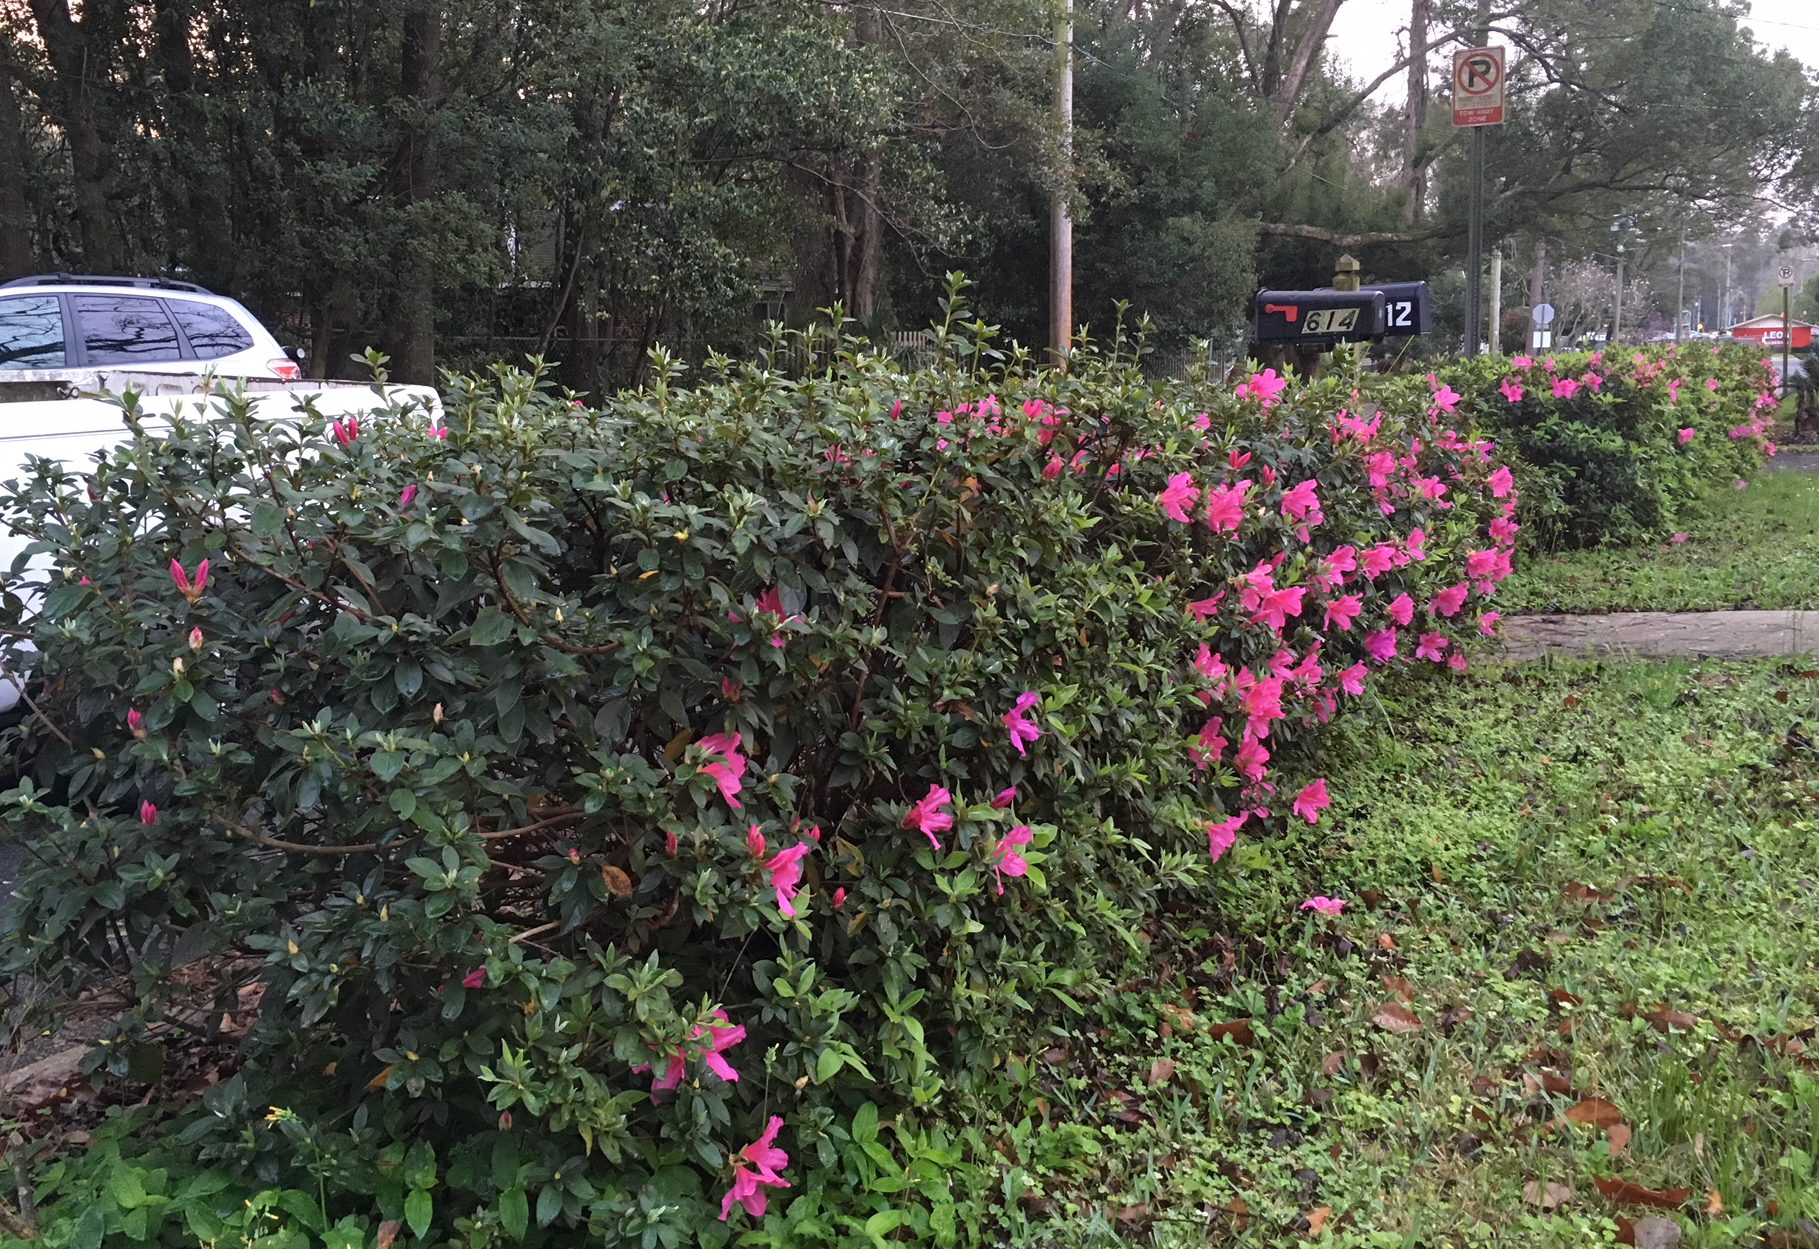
[1465,130,1484,356]
[1489,249,1503,354]
[1049,0,1073,365]
[1613,251,1624,346]
[1676,226,1686,344]
[1528,237,1546,350]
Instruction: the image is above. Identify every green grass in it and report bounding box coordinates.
[1498,466,1819,614]
[1005,660,1819,1246]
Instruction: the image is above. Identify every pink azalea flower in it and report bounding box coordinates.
[1360,544,1397,580]
[832,887,847,909]
[1705,378,1720,391]
[1670,532,1689,544]
[1387,593,1415,626]
[1431,383,1462,413]
[1678,427,1695,445]
[992,787,1017,809]
[139,800,158,826]
[1668,378,1682,403]
[890,398,905,420]
[428,421,448,440]
[1238,368,1287,408]
[904,785,954,850]
[991,825,1035,896]
[1431,583,1469,618]
[1338,662,1367,696]
[1363,628,1398,663]
[1300,896,1345,916]
[1551,377,1581,400]
[1280,479,1321,523]
[1207,812,1246,863]
[1447,651,1469,672]
[720,1116,790,1221]
[1292,779,1330,825]
[399,484,418,510]
[1002,692,1043,757]
[1043,456,1064,480]
[1251,585,1306,634]
[1204,480,1250,534]
[127,708,147,739]
[1188,593,1226,620]
[665,830,679,855]
[1479,611,1503,637]
[1190,717,1229,770]
[697,732,747,810]
[1487,465,1515,498]
[1465,550,1498,581]
[1735,479,1749,490]
[763,843,813,918]
[462,967,487,990]
[1499,378,1524,403]
[1194,643,1228,683]
[1158,472,1200,523]
[1405,528,1427,562]
[1511,354,1534,368]
[1235,735,1270,781]
[1324,594,1363,632]
[330,418,359,446]
[745,824,766,859]
[1229,448,1253,470]
[1415,631,1450,662]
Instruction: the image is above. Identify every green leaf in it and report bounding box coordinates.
[499,1187,529,1242]
[470,607,514,647]
[814,1048,843,1084]
[70,1203,105,1249]
[389,789,417,820]
[404,1188,433,1239]
[534,1183,562,1228]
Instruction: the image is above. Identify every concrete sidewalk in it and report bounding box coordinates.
[1502,610,1819,661]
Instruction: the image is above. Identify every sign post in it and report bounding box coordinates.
[1453,46,1506,358]
[1531,301,1555,351]
[1780,262,1796,397]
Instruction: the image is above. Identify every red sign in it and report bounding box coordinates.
[1452,47,1506,127]
[1732,323,1813,349]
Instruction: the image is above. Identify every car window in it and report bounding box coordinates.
[73,294,181,365]
[0,295,68,369]
[167,300,254,360]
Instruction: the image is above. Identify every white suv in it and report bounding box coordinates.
[0,274,301,381]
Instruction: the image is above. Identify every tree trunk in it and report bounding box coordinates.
[0,61,36,279]
[1399,0,1428,225]
[151,0,232,287]
[386,1,442,384]
[26,0,125,271]
[1267,0,1346,124]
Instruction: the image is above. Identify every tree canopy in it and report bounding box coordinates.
[1,0,1812,381]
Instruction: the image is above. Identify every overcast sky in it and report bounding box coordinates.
[1326,0,1819,102]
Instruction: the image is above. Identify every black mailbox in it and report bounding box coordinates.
[1253,289,1387,345]
[1362,281,1432,336]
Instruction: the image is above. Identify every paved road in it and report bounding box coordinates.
[1502,610,1819,661]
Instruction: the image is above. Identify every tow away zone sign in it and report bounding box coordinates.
[1452,46,1505,127]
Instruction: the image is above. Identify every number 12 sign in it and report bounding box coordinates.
[1452,46,1505,127]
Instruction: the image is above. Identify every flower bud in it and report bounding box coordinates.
[188,627,203,652]
[172,657,185,677]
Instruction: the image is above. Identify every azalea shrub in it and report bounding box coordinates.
[1434,341,1777,549]
[0,291,1513,1246]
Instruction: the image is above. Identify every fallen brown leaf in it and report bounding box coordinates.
[1647,1005,1698,1032]
[601,865,634,897]
[1563,882,1610,902]
[1305,1205,1332,1236]
[1593,1175,1692,1208]
[1548,987,1585,1008]
[1382,974,1415,1004]
[1377,932,1397,950]
[1322,1051,1346,1077]
[1160,1003,1198,1033]
[1566,1097,1624,1128]
[1705,1188,1723,1216]
[1539,1070,1574,1095]
[1608,1123,1632,1158]
[1146,1058,1176,1086]
[1524,1180,1574,1211]
[1206,1019,1254,1045]
[377,1221,403,1249]
[1222,1196,1250,1229]
[1372,1002,1422,1033]
[366,1064,396,1093]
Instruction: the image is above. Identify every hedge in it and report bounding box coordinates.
[0,296,1513,1246]
[1434,341,1777,549]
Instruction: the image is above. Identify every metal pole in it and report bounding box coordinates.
[1723,247,1732,329]
[1489,248,1503,355]
[1049,0,1073,364]
[1784,285,1792,399]
[1465,126,1484,356]
[1528,236,1546,351]
[1613,253,1624,346]
[1676,228,1686,344]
